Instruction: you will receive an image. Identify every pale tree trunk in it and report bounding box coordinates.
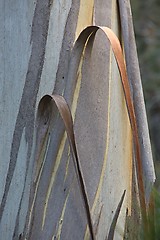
[0,0,155,240]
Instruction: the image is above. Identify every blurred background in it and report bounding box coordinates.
[131,0,160,188]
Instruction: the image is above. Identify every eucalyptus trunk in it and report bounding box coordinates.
[0,0,155,240]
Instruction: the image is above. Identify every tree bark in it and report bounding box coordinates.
[0,0,155,239]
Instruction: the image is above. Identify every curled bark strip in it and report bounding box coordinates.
[37,94,96,240]
[65,25,146,226]
[67,25,146,223]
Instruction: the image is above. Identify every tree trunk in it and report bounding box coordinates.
[0,0,155,239]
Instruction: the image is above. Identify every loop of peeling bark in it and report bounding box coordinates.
[37,94,96,240]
